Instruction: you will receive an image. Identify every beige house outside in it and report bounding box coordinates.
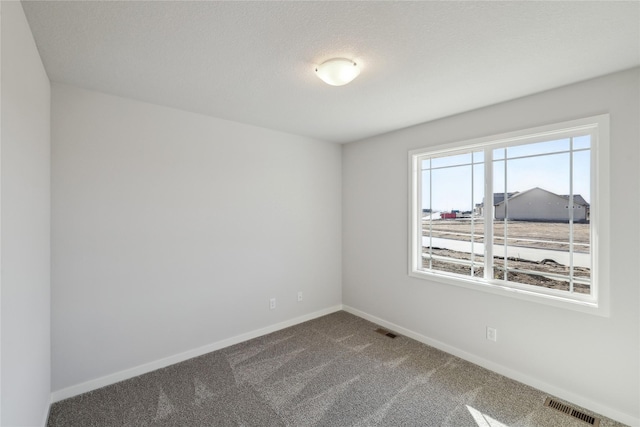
[494,187,589,222]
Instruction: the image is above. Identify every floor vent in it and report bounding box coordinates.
[544,397,600,426]
[375,328,397,339]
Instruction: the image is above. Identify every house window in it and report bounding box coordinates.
[409,115,609,314]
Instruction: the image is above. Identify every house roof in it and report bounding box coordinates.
[493,192,519,206]
[494,187,589,207]
[560,194,589,206]
[476,193,518,208]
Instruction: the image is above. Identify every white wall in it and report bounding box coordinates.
[343,68,639,425]
[51,84,342,393]
[1,1,52,425]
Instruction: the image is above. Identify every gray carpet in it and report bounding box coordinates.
[48,311,626,426]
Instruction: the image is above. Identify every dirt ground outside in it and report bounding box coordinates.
[422,218,590,252]
[421,219,591,294]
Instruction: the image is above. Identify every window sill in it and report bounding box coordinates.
[409,268,608,317]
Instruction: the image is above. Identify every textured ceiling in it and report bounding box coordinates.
[21,1,640,143]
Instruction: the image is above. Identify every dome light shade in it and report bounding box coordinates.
[315,58,360,86]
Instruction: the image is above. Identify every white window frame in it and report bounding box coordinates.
[408,115,610,316]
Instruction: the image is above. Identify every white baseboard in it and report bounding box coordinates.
[51,304,343,403]
[342,304,639,427]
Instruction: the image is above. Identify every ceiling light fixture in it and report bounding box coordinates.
[314,58,360,86]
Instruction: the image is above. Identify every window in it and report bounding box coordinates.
[409,115,609,314]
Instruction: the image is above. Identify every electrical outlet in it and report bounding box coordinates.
[486,327,497,342]
[297,291,303,302]
[269,298,276,310]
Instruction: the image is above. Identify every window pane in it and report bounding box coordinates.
[573,149,591,287]
[421,153,483,278]
[431,164,473,276]
[471,163,485,277]
[423,254,470,275]
[573,134,591,150]
[421,163,431,213]
[506,138,570,159]
[432,165,471,212]
[431,152,472,168]
[505,153,570,221]
[492,147,591,295]
[573,150,591,211]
